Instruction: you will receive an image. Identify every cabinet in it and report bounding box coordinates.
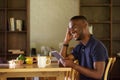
[80,0,120,56]
[0,0,30,60]
[112,0,120,56]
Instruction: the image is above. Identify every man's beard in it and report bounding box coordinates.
[76,31,84,41]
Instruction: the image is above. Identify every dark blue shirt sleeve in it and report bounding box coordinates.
[92,43,108,62]
[72,47,78,59]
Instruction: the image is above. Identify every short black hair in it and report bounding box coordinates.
[70,15,87,21]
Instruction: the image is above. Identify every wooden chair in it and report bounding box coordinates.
[65,60,79,80]
[104,57,116,80]
[65,57,116,80]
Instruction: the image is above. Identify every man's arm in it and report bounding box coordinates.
[71,61,105,79]
[59,43,75,65]
[60,27,73,58]
[59,44,68,58]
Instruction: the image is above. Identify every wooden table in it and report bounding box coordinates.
[0,63,71,80]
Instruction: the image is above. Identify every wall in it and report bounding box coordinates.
[30,0,79,53]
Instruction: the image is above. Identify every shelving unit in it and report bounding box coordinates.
[0,0,30,60]
[112,0,120,55]
[80,0,120,57]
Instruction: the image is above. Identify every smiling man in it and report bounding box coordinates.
[60,15,108,80]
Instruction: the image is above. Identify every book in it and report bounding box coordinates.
[16,20,23,31]
[9,18,15,31]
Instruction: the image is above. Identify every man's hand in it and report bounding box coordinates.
[60,58,74,67]
[64,28,73,44]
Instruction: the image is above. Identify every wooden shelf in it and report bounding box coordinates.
[0,54,5,56]
[80,3,111,6]
[0,31,5,32]
[7,54,20,56]
[113,4,120,7]
[112,20,120,24]
[7,31,27,33]
[7,8,27,11]
[100,39,111,41]
[0,8,5,10]
[112,39,120,41]
[89,21,111,24]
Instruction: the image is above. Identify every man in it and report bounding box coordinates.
[60,15,108,80]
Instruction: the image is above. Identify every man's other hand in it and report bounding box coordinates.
[59,58,74,67]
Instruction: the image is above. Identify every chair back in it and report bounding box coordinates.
[104,57,116,80]
[65,60,79,80]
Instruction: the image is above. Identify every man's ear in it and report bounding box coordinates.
[82,25,88,34]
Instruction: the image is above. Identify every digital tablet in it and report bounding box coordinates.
[51,51,64,60]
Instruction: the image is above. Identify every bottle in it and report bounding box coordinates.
[31,48,36,56]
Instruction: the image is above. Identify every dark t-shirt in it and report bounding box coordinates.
[72,35,108,80]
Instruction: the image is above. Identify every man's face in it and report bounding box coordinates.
[69,20,84,41]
